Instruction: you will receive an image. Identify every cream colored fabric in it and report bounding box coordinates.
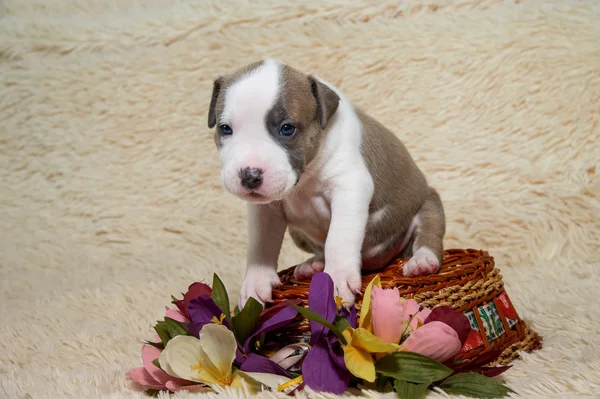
[1,0,599,398]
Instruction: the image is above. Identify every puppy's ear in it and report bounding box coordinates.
[208,77,224,129]
[308,75,340,129]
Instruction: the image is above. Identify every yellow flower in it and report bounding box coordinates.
[342,327,399,382]
[158,324,290,392]
[358,275,381,331]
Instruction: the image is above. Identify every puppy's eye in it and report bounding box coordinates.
[279,124,296,137]
[219,124,233,135]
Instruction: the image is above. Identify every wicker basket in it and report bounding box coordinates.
[270,248,542,366]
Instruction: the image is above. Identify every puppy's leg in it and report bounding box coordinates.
[404,187,446,277]
[325,179,373,307]
[239,203,287,308]
[289,228,325,280]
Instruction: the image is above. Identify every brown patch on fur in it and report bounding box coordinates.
[309,75,340,128]
[274,65,336,170]
[357,109,445,264]
[412,188,446,261]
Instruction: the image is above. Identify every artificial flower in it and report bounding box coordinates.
[158,323,290,392]
[399,298,432,332]
[187,295,231,336]
[128,307,203,392]
[371,286,404,343]
[341,327,399,382]
[358,275,381,331]
[127,344,207,392]
[401,321,462,362]
[172,282,212,319]
[398,306,471,362]
[268,343,311,370]
[301,273,353,394]
[423,306,471,345]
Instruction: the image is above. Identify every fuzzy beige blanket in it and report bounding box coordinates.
[1,0,599,398]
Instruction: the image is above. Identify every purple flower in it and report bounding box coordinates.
[187,295,231,336]
[301,273,352,394]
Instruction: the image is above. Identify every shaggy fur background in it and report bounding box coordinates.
[1,0,599,398]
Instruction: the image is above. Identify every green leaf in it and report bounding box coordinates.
[164,317,191,338]
[334,315,351,332]
[154,321,171,346]
[376,352,453,383]
[143,340,164,350]
[171,295,179,302]
[376,374,394,392]
[231,297,263,344]
[394,380,429,399]
[211,274,231,321]
[289,302,347,345]
[151,358,161,369]
[153,317,191,347]
[440,372,514,398]
[233,305,241,316]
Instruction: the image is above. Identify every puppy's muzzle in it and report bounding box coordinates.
[239,167,263,190]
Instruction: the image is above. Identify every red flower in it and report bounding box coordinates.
[172,282,212,319]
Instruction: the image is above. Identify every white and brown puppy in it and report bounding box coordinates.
[208,59,445,309]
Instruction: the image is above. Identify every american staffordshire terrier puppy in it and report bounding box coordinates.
[208,59,445,309]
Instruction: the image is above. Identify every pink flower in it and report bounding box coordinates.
[371,286,404,343]
[401,321,462,362]
[371,287,432,343]
[128,307,205,392]
[399,299,432,331]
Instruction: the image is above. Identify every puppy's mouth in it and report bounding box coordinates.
[242,192,272,203]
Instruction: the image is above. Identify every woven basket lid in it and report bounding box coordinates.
[270,248,542,366]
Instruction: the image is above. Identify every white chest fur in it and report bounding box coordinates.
[281,175,332,246]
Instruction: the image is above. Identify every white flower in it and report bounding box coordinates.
[158,323,289,392]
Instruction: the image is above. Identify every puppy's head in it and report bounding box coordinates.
[208,59,339,204]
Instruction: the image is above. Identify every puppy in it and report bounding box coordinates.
[208,59,445,309]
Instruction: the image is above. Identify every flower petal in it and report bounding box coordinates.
[141,345,170,385]
[127,367,165,390]
[340,305,357,328]
[243,303,298,353]
[239,371,291,391]
[259,299,301,323]
[302,341,350,393]
[187,295,231,336]
[351,327,399,354]
[343,344,376,382]
[424,306,471,346]
[326,338,347,370]
[269,344,310,370]
[371,286,404,343]
[359,275,381,330]
[240,353,292,378]
[165,380,209,392]
[229,370,263,394]
[308,273,336,345]
[402,321,462,362]
[199,323,237,381]
[400,299,432,331]
[173,282,212,318]
[165,307,189,323]
[159,335,207,383]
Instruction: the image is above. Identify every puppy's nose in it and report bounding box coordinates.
[239,167,263,190]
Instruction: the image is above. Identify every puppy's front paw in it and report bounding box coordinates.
[293,255,325,280]
[326,267,362,309]
[239,267,281,309]
[404,247,440,277]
